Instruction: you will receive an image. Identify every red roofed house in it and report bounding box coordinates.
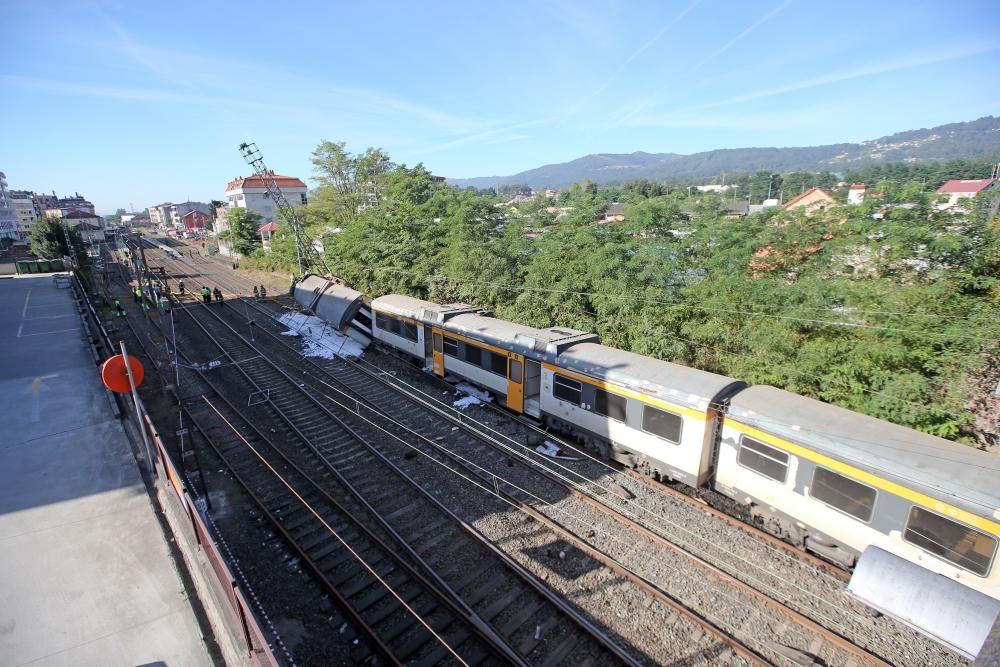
[224,172,307,225]
[258,222,279,250]
[217,171,307,256]
[935,179,996,210]
[181,209,209,231]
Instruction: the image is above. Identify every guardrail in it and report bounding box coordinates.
[71,270,280,667]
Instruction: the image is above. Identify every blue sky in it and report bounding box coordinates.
[3,0,998,213]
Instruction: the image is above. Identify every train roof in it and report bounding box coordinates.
[445,313,597,363]
[728,385,1000,518]
[294,275,366,331]
[371,294,477,322]
[556,342,745,412]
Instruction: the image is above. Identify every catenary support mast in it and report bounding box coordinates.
[237,141,311,275]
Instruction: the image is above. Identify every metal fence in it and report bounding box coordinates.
[73,271,280,667]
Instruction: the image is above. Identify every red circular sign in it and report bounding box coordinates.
[101,354,145,393]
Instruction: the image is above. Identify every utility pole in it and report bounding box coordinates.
[134,232,155,306]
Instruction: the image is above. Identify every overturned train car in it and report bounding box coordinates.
[293,274,373,346]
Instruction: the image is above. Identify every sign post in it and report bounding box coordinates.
[101,344,155,475]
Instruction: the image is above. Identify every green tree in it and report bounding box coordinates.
[28,216,87,266]
[224,208,264,255]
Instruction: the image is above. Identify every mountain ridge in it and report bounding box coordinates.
[447,116,1000,189]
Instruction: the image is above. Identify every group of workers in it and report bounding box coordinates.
[194,284,267,304]
[113,277,271,316]
[200,286,224,304]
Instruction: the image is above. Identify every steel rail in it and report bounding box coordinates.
[186,299,770,666]
[226,299,893,667]
[174,295,641,666]
[171,341,518,666]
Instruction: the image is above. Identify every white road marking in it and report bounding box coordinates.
[16,288,32,337]
[17,327,80,338]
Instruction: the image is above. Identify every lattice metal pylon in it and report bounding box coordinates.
[238,141,312,275]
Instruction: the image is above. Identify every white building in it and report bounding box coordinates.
[147,203,173,228]
[224,172,307,225]
[847,184,866,205]
[63,210,105,243]
[0,173,18,240]
[217,172,307,256]
[9,190,39,240]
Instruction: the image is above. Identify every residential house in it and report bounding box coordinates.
[9,190,39,240]
[32,192,59,216]
[722,201,750,218]
[696,184,733,193]
[258,222,279,250]
[746,198,783,214]
[225,172,307,225]
[0,172,17,240]
[168,202,210,228]
[847,184,866,205]
[218,172,307,256]
[782,188,837,216]
[599,202,626,223]
[57,194,95,215]
[935,179,996,210]
[147,203,173,228]
[62,210,105,242]
[181,209,210,231]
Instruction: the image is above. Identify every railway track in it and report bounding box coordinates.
[139,242,965,666]
[231,299,967,667]
[175,297,840,666]
[169,298,645,666]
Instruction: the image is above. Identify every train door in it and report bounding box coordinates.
[431,330,445,376]
[506,354,524,413]
[523,360,541,417]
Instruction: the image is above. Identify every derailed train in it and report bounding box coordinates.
[295,278,1000,657]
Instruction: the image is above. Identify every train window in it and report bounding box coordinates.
[432,333,442,353]
[509,359,522,383]
[442,336,459,357]
[903,506,996,577]
[489,352,507,376]
[809,467,876,522]
[379,314,402,336]
[595,388,627,422]
[641,406,682,443]
[737,436,788,482]
[552,374,582,405]
[464,344,482,366]
[402,321,419,342]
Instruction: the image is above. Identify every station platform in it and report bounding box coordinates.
[0,275,214,666]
